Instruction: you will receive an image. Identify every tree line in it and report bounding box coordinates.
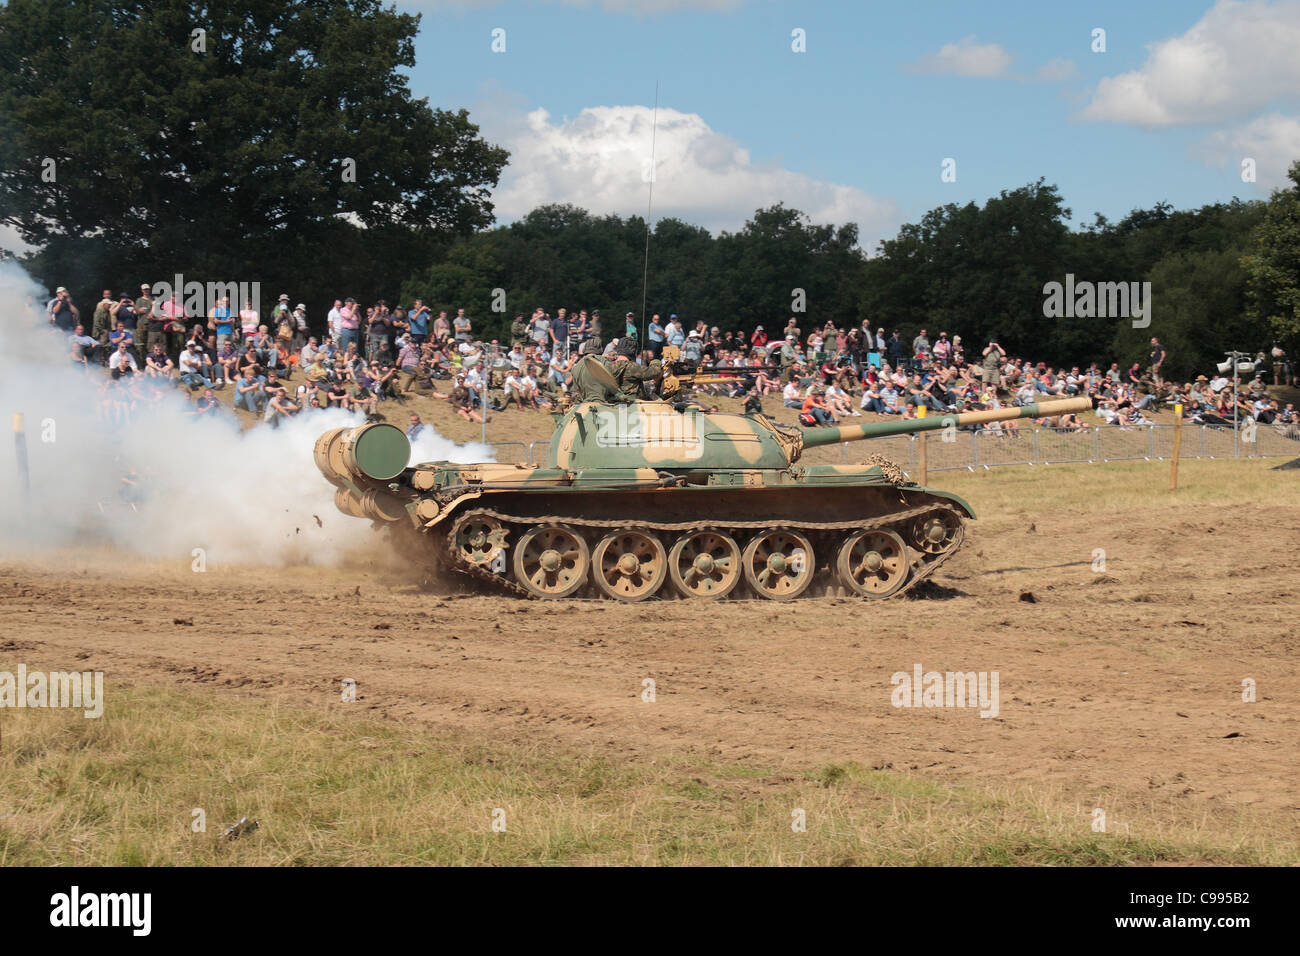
[2,0,1297,384]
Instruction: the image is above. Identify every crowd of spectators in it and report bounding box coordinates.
[42,284,1299,438]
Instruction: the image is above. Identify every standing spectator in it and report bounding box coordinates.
[159,292,186,360]
[981,340,1005,391]
[433,310,451,344]
[327,299,343,345]
[648,314,666,357]
[1149,336,1166,385]
[569,310,588,355]
[366,305,391,361]
[408,299,430,344]
[912,328,931,357]
[338,298,360,352]
[91,289,115,352]
[48,286,80,332]
[453,307,472,344]
[132,284,154,356]
[529,308,550,350]
[239,298,260,344]
[550,308,570,360]
[665,316,685,351]
[209,295,235,348]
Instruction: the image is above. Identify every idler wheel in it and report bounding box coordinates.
[837,529,909,598]
[909,509,963,555]
[592,530,667,602]
[668,531,741,599]
[512,525,589,599]
[742,530,814,601]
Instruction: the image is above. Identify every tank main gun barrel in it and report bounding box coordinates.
[800,397,1093,449]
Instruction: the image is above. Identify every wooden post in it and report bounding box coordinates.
[1170,403,1183,491]
[916,405,928,484]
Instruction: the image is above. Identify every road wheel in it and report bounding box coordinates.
[592,530,667,602]
[454,512,508,567]
[742,530,814,601]
[837,529,909,598]
[668,530,741,599]
[512,525,589,599]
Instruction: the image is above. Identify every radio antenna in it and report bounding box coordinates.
[640,82,658,345]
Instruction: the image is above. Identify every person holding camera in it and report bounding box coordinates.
[981,340,1006,391]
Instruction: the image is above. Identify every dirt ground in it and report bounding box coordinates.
[3,461,1297,827]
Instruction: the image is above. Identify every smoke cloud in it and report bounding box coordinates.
[0,262,492,566]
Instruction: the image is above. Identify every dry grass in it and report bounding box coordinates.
[1,682,1293,866]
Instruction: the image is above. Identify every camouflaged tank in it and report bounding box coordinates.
[314,395,1091,601]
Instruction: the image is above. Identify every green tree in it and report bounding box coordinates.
[1244,160,1300,356]
[0,0,508,317]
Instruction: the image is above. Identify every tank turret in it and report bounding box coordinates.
[316,396,1091,601]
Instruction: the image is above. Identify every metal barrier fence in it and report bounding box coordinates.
[527,441,551,466]
[836,423,1300,471]
[488,441,528,464]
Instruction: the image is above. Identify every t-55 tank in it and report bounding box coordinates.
[314,396,1091,601]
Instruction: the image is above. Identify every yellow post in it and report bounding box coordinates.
[1170,403,1183,491]
[916,405,928,484]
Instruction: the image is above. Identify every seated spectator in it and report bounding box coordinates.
[178,341,216,390]
[233,368,267,413]
[108,321,135,356]
[108,341,138,379]
[825,381,859,417]
[263,387,299,427]
[801,387,836,426]
[782,380,802,408]
[69,324,100,367]
[192,388,220,417]
[406,413,426,441]
[144,344,176,380]
[450,374,486,423]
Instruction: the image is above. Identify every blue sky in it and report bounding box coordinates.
[396,0,1300,249]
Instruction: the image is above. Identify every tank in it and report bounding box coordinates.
[314,395,1092,601]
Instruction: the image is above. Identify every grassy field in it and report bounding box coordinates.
[1,680,1294,866]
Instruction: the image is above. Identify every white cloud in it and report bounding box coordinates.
[483,104,900,248]
[1201,113,1300,188]
[1081,0,1300,126]
[906,36,1012,78]
[1035,57,1077,83]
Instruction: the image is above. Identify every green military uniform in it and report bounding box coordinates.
[510,318,529,349]
[135,293,154,360]
[92,297,114,347]
[780,341,799,383]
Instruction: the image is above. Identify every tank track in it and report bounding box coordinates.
[439,502,966,601]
